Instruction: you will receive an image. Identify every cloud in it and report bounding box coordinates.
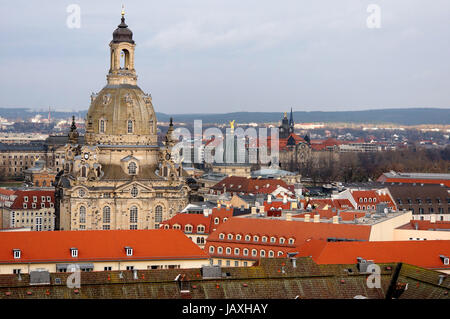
[145,19,295,51]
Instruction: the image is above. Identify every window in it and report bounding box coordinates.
[226,260,230,267]
[217,247,223,254]
[81,166,87,178]
[130,186,138,197]
[279,237,285,244]
[104,267,112,271]
[103,206,111,223]
[252,249,257,257]
[24,196,28,202]
[126,266,134,271]
[278,251,284,257]
[125,247,133,256]
[219,233,225,240]
[226,247,231,255]
[260,250,266,257]
[197,225,205,233]
[130,206,138,224]
[127,120,133,133]
[243,249,249,256]
[128,162,137,175]
[100,120,105,133]
[269,250,274,258]
[209,246,215,253]
[245,235,251,241]
[155,206,163,227]
[243,262,248,267]
[13,269,21,275]
[234,261,239,267]
[288,238,295,245]
[236,234,242,240]
[234,248,240,255]
[103,225,110,230]
[35,217,42,231]
[13,249,21,259]
[253,236,259,242]
[185,225,193,233]
[79,206,86,223]
[214,217,219,225]
[270,237,276,243]
[262,236,267,242]
[227,234,233,240]
[71,248,78,258]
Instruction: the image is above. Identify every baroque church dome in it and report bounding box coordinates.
[84,12,157,146]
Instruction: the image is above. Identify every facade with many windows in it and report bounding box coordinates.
[54,13,189,231]
[1,190,55,231]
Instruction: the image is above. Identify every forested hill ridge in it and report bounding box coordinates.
[1,107,449,125]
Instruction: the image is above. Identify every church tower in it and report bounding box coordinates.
[55,10,189,231]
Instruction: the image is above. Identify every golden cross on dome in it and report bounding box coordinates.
[121,5,125,17]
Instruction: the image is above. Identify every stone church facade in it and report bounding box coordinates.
[55,12,189,231]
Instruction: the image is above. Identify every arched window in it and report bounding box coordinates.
[209,246,214,253]
[79,206,86,223]
[260,250,266,257]
[103,206,111,224]
[155,206,163,224]
[128,162,137,175]
[127,120,133,133]
[130,206,138,224]
[243,249,249,256]
[81,166,87,177]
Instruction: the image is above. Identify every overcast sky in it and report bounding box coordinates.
[1,0,449,114]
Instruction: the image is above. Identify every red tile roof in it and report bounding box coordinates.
[397,220,450,231]
[298,239,450,270]
[351,190,396,210]
[0,188,15,197]
[212,176,293,195]
[378,177,450,187]
[160,213,212,234]
[206,217,372,256]
[10,190,55,210]
[0,229,209,263]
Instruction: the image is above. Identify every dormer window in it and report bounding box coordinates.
[125,247,133,256]
[41,196,46,202]
[13,249,21,259]
[23,203,27,209]
[128,162,137,175]
[71,248,78,258]
[441,255,449,265]
[24,196,28,202]
[33,196,37,202]
[185,225,193,233]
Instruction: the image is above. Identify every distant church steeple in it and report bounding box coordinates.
[289,107,294,134]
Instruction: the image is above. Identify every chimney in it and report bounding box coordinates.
[332,216,339,224]
[268,195,272,203]
[304,214,310,222]
[313,214,320,223]
[286,213,292,221]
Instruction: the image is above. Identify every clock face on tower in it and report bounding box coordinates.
[84,153,89,160]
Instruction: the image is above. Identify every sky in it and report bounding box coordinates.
[0,0,449,114]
